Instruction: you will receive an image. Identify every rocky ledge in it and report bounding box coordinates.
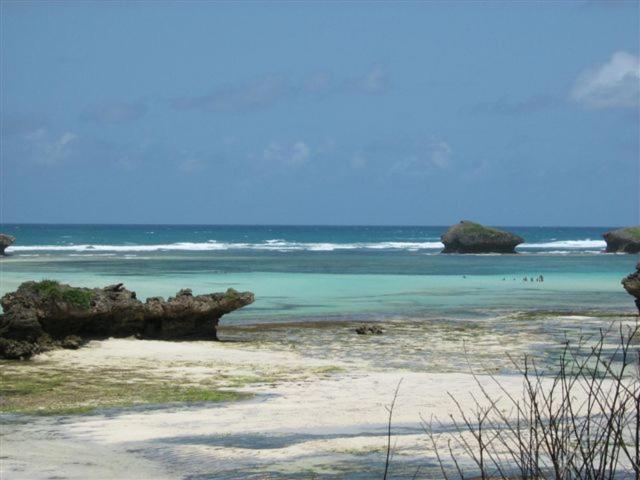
[0,233,15,255]
[0,280,254,359]
[603,226,640,254]
[622,262,640,314]
[441,220,524,254]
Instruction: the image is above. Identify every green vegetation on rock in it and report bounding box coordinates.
[60,289,93,310]
[457,221,504,236]
[32,279,63,297]
[31,279,93,310]
[626,227,640,238]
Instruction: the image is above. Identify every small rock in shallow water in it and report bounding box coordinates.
[0,233,15,256]
[604,226,640,253]
[441,220,523,254]
[355,324,383,335]
[60,335,82,350]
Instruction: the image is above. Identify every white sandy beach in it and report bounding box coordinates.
[1,337,533,479]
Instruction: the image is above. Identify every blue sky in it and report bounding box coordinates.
[1,0,638,226]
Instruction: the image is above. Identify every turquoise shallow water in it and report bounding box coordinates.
[0,224,637,320]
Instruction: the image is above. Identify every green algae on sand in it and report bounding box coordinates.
[0,363,251,415]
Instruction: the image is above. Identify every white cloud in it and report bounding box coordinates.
[429,140,452,168]
[17,129,78,165]
[172,75,291,113]
[347,64,390,94]
[390,138,452,175]
[179,158,205,173]
[262,141,311,167]
[351,153,367,169]
[571,51,640,108]
[43,132,78,164]
[81,100,147,123]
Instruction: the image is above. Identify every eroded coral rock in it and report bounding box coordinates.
[0,234,15,255]
[0,280,254,359]
[355,324,383,335]
[604,227,640,254]
[622,262,640,314]
[441,221,523,254]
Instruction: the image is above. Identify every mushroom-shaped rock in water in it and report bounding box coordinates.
[0,280,254,359]
[0,234,15,255]
[440,221,523,254]
[603,226,640,254]
[622,262,640,314]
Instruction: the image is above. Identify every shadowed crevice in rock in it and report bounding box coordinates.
[0,281,254,359]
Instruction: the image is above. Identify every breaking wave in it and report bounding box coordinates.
[520,239,606,249]
[8,240,445,253]
[6,238,607,253]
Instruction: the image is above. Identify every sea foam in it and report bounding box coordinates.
[6,238,606,253]
[8,240,444,253]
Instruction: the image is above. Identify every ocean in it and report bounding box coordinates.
[0,224,636,325]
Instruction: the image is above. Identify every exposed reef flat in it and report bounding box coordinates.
[441,220,524,254]
[0,280,254,359]
[604,226,640,253]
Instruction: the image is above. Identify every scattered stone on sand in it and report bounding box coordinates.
[0,233,15,255]
[441,220,523,254]
[0,280,254,359]
[622,262,640,313]
[603,226,640,253]
[355,324,383,335]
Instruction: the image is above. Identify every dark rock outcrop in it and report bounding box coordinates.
[441,221,523,254]
[604,226,640,253]
[0,280,254,359]
[0,234,15,255]
[622,262,640,314]
[355,324,383,335]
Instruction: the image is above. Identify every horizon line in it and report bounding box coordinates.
[0,222,627,229]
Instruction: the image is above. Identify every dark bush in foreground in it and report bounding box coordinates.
[423,324,640,479]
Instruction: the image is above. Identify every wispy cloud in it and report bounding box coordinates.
[25,129,78,165]
[470,94,560,115]
[178,157,206,173]
[390,137,453,175]
[1,113,79,166]
[171,75,292,113]
[1,114,48,137]
[345,64,390,94]
[170,65,390,113]
[571,51,640,108]
[81,100,148,123]
[261,141,311,167]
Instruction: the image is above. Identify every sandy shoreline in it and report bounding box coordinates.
[1,337,532,479]
[3,309,637,480]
